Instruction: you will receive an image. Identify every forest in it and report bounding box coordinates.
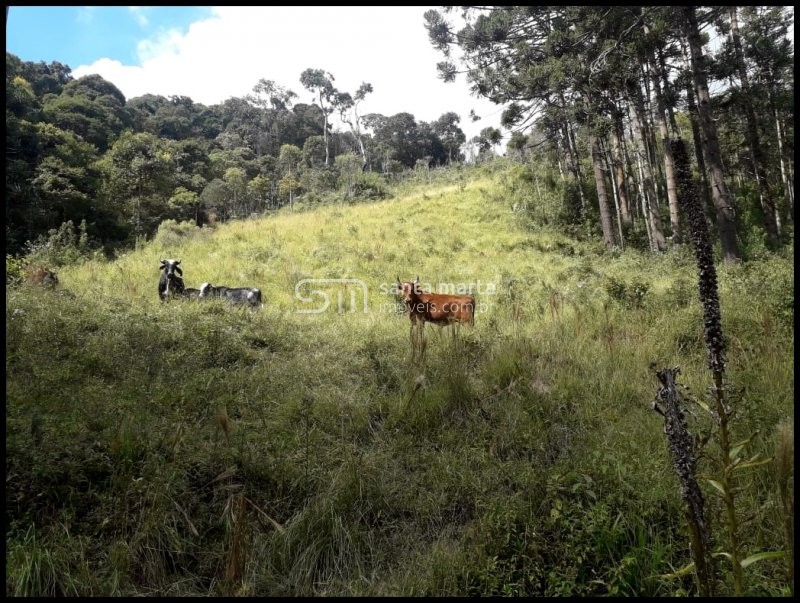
[5,5,795,597]
[6,57,476,255]
[5,6,795,264]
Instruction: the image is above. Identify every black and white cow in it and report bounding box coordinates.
[199,282,262,307]
[158,259,186,301]
[181,287,202,299]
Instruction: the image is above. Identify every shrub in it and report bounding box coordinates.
[152,219,201,248]
[559,180,584,226]
[351,171,388,201]
[6,254,29,286]
[24,220,90,268]
[664,277,694,309]
[604,276,650,309]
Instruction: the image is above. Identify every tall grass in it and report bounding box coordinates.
[6,165,793,595]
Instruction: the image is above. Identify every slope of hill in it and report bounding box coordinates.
[6,168,794,596]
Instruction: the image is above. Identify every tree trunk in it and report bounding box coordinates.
[683,6,740,262]
[634,151,655,250]
[770,84,794,219]
[729,7,780,247]
[589,133,617,248]
[647,51,682,244]
[564,121,587,219]
[620,126,642,222]
[639,67,666,208]
[680,40,715,219]
[320,91,330,167]
[641,25,682,245]
[559,91,587,218]
[628,98,667,251]
[603,138,625,248]
[658,46,681,138]
[555,131,566,181]
[610,115,632,225]
[630,81,663,211]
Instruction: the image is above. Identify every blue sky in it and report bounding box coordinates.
[7,7,213,67]
[5,6,507,146]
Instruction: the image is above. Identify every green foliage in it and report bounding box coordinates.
[461,472,674,597]
[302,167,339,197]
[664,277,695,309]
[6,525,97,596]
[622,222,652,252]
[5,129,793,598]
[560,180,585,226]
[604,275,651,309]
[6,254,30,286]
[152,219,203,248]
[721,254,794,327]
[168,187,201,223]
[24,219,91,267]
[42,74,131,152]
[349,171,388,201]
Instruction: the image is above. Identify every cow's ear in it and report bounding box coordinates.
[175,266,183,276]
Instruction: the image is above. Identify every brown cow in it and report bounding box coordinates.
[396,276,475,326]
[26,266,59,288]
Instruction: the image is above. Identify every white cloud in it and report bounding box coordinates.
[72,6,507,143]
[136,28,184,62]
[75,6,96,25]
[128,6,148,28]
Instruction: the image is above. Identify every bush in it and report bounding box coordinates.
[24,220,90,268]
[152,219,201,248]
[559,180,585,226]
[664,277,694,309]
[722,256,794,327]
[6,254,29,286]
[304,167,339,195]
[622,222,651,252]
[604,276,650,309]
[351,171,388,201]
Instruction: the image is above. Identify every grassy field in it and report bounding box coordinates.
[6,167,794,595]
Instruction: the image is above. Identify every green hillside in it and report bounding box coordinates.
[6,167,794,596]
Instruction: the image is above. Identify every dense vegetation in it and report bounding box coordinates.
[6,56,474,256]
[426,6,794,261]
[6,7,795,263]
[5,5,794,597]
[6,163,794,595]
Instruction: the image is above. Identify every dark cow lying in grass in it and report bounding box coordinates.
[158,259,186,301]
[182,288,201,299]
[199,282,262,307]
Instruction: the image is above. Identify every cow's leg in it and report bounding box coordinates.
[416,321,427,366]
[410,319,426,366]
[409,321,417,363]
[451,323,460,339]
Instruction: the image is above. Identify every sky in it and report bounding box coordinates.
[6,6,508,144]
